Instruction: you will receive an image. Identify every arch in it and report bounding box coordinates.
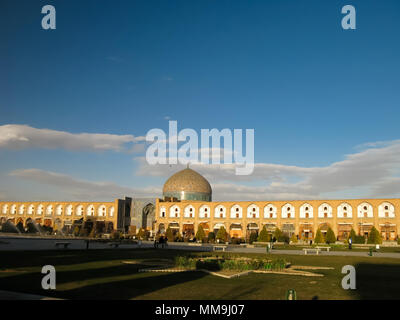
[19,204,25,215]
[10,204,16,215]
[281,203,295,219]
[229,223,243,238]
[158,223,166,233]
[199,205,211,218]
[299,203,313,218]
[183,205,195,218]
[230,204,243,219]
[66,204,73,216]
[213,223,225,231]
[169,205,180,218]
[159,206,166,218]
[109,206,115,217]
[357,202,373,218]
[56,204,63,216]
[247,204,260,219]
[98,205,107,217]
[214,204,226,218]
[76,205,84,216]
[337,202,352,218]
[2,204,8,214]
[45,204,53,216]
[142,203,155,230]
[264,204,277,219]
[378,202,395,218]
[37,204,44,215]
[28,204,35,215]
[87,204,95,216]
[318,203,332,218]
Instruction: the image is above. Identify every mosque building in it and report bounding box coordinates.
[0,167,399,242]
[155,168,399,242]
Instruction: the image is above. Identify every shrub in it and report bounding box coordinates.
[195,225,206,242]
[165,227,174,242]
[230,237,241,245]
[367,226,382,244]
[216,226,227,243]
[354,235,365,244]
[325,228,336,244]
[348,229,357,242]
[314,229,324,244]
[290,234,298,244]
[397,237,400,245]
[207,231,216,243]
[280,234,290,244]
[249,232,258,244]
[258,226,271,242]
[273,228,282,241]
[111,230,121,240]
[137,228,147,240]
[174,232,183,242]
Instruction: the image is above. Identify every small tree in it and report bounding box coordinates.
[207,231,216,243]
[258,226,271,242]
[216,226,227,243]
[195,225,206,242]
[367,226,382,244]
[348,229,357,242]
[314,229,324,244]
[273,228,283,241]
[325,228,336,244]
[290,234,298,244]
[249,231,258,244]
[165,227,174,242]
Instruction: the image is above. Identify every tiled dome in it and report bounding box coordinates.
[163,168,212,201]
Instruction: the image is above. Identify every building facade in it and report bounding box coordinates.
[155,168,399,241]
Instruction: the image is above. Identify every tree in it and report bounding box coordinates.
[258,226,271,242]
[195,225,206,242]
[216,226,227,243]
[249,231,258,244]
[165,227,174,242]
[367,226,382,244]
[273,228,283,241]
[290,234,298,244]
[207,231,216,243]
[325,228,336,244]
[348,229,357,242]
[314,229,324,244]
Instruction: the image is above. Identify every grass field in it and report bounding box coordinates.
[1,248,399,300]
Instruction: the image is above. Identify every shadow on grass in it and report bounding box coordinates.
[0,266,207,300]
[355,263,400,300]
[0,248,181,269]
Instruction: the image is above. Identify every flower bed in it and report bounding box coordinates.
[174,256,287,271]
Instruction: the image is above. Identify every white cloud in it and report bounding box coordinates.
[136,139,400,200]
[9,169,160,201]
[0,124,145,152]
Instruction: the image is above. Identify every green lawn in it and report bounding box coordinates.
[0,248,399,300]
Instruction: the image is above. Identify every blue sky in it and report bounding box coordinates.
[1,0,400,201]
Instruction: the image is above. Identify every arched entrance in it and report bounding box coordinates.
[142,203,155,230]
[158,223,166,234]
[199,222,210,236]
[229,223,243,238]
[182,223,195,240]
[381,223,396,240]
[246,223,259,242]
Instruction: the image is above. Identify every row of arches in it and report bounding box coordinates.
[159,202,396,219]
[158,221,398,241]
[0,216,115,235]
[1,203,115,218]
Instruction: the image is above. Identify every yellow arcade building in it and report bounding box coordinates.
[155,168,400,242]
